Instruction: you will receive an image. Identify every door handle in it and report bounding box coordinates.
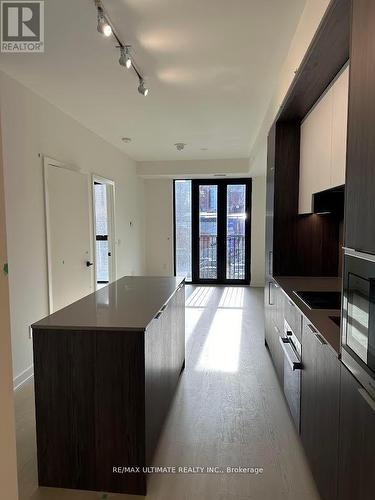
[86,261,94,267]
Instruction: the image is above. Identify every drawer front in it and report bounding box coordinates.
[284,297,302,341]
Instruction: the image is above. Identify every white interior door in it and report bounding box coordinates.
[44,159,94,312]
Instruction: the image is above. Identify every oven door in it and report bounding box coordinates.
[342,251,375,380]
[279,335,302,431]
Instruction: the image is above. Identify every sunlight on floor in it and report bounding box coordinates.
[186,286,215,307]
[218,286,245,308]
[190,287,244,373]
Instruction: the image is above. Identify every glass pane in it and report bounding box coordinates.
[226,184,246,280]
[94,183,108,236]
[96,240,109,282]
[94,183,109,284]
[175,180,192,281]
[347,273,369,363]
[199,185,218,279]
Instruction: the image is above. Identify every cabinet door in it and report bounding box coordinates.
[301,321,340,500]
[265,281,284,385]
[345,0,375,253]
[265,125,276,280]
[299,87,333,214]
[315,338,340,500]
[301,322,319,467]
[338,366,375,500]
[331,66,349,187]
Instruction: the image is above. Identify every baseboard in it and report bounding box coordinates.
[13,365,34,390]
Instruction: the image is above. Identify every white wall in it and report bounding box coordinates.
[0,111,18,500]
[144,178,174,276]
[250,176,266,287]
[0,70,145,383]
[138,158,250,178]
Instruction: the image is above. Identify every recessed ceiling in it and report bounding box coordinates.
[0,0,306,161]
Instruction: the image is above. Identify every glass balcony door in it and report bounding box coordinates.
[191,179,251,284]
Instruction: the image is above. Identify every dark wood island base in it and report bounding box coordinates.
[32,276,185,496]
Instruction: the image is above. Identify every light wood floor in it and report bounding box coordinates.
[15,286,320,500]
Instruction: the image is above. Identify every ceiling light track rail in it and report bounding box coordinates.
[94,0,149,96]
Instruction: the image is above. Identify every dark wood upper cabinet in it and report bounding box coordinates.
[345,0,375,254]
[338,365,375,500]
[301,320,340,500]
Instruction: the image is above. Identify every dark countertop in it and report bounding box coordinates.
[274,276,342,355]
[32,276,184,332]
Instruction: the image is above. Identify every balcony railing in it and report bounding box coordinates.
[226,235,245,280]
[199,235,245,280]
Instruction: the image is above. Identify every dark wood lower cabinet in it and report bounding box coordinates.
[264,281,284,385]
[301,320,340,500]
[33,282,185,496]
[338,365,375,500]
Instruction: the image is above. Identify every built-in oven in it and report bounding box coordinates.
[279,320,302,431]
[342,248,375,399]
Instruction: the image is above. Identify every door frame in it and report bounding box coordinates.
[43,156,95,313]
[92,175,116,288]
[173,178,252,285]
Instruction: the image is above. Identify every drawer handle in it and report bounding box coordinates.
[315,333,327,346]
[278,337,302,371]
[154,311,162,320]
[268,282,275,306]
[358,388,375,412]
[306,324,317,334]
[288,300,295,308]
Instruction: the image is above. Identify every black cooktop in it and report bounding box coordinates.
[293,291,342,310]
[329,315,341,327]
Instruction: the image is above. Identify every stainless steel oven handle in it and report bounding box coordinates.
[279,337,303,371]
[358,388,375,412]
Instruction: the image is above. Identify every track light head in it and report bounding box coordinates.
[138,79,149,96]
[119,46,132,69]
[97,9,112,37]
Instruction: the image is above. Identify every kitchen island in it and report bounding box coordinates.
[32,276,185,496]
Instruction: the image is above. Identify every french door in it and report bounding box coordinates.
[174,178,251,285]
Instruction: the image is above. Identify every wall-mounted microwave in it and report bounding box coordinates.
[341,248,375,399]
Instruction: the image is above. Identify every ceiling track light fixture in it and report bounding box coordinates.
[138,78,149,96]
[94,0,149,96]
[119,45,132,69]
[96,7,112,36]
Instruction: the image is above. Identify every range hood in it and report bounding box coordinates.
[312,185,345,215]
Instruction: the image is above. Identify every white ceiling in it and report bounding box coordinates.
[0,0,306,161]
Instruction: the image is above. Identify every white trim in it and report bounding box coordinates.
[13,365,33,391]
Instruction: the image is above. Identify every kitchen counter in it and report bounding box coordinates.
[32,276,184,332]
[274,276,342,355]
[32,276,185,496]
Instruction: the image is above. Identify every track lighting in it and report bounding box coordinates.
[119,46,132,69]
[97,10,112,37]
[94,0,150,96]
[138,79,149,96]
